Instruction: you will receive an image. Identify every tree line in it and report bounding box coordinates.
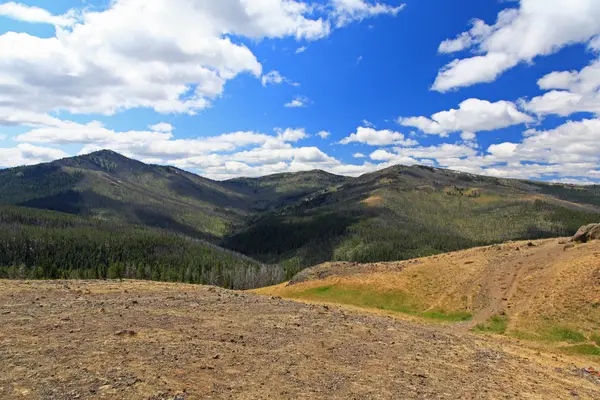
[0,205,284,289]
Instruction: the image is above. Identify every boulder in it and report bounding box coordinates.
[573,223,600,243]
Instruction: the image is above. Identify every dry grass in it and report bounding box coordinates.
[255,238,600,355]
[361,195,384,207]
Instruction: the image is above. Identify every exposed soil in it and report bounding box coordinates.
[1,280,599,399]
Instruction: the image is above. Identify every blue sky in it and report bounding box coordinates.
[0,0,599,183]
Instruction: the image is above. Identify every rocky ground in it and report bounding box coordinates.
[1,280,599,399]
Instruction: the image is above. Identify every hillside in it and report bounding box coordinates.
[0,151,343,242]
[2,151,600,276]
[2,279,599,399]
[226,165,600,270]
[0,205,280,289]
[256,237,600,357]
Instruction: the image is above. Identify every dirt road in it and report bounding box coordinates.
[1,280,598,399]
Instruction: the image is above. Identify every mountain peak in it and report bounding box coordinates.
[55,149,150,174]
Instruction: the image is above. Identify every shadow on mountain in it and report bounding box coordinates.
[21,190,218,242]
[224,211,361,268]
[0,164,83,205]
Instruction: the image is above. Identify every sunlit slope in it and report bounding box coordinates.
[255,238,600,354]
[228,165,600,268]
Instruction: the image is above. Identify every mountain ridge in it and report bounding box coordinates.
[1,150,600,273]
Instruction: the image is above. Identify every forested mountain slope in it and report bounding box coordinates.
[0,205,282,289]
[1,151,599,277]
[0,150,341,241]
[226,165,600,270]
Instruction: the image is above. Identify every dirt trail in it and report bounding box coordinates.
[272,238,600,338]
[1,280,599,399]
[472,240,564,324]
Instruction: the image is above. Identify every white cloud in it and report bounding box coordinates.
[521,90,600,117]
[0,0,398,117]
[589,36,600,52]
[276,128,308,142]
[340,126,418,146]
[295,46,307,54]
[261,70,299,87]
[12,113,317,162]
[361,119,375,128]
[285,96,310,108]
[317,131,331,139]
[353,152,366,158]
[149,122,174,133]
[487,142,518,158]
[438,32,473,54]
[332,0,405,28]
[399,98,533,137]
[538,57,600,94]
[0,2,77,26]
[168,144,381,180]
[433,0,600,92]
[521,57,600,117]
[435,118,600,181]
[0,144,68,168]
[460,131,476,141]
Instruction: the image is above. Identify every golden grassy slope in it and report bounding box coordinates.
[254,238,600,354]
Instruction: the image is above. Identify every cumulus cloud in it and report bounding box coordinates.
[0,0,400,117]
[340,126,418,146]
[317,131,331,139]
[0,2,78,26]
[0,144,68,168]
[521,57,600,117]
[433,0,600,92]
[261,70,299,87]
[149,123,174,133]
[332,0,405,28]
[399,98,533,137]
[285,96,311,108]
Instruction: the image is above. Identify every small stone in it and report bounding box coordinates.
[114,330,137,336]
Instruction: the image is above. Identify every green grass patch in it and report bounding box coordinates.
[422,310,473,322]
[474,314,509,334]
[544,326,587,343]
[509,325,587,344]
[561,344,600,357]
[591,333,600,346]
[288,284,471,322]
[510,330,542,341]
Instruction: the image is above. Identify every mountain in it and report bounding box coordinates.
[225,165,600,270]
[1,150,600,276]
[0,150,342,242]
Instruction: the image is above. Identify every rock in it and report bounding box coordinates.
[573,223,600,243]
[563,244,575,251]
[114,330,137,336]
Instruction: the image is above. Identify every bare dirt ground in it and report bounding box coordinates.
[1,279,599,400]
